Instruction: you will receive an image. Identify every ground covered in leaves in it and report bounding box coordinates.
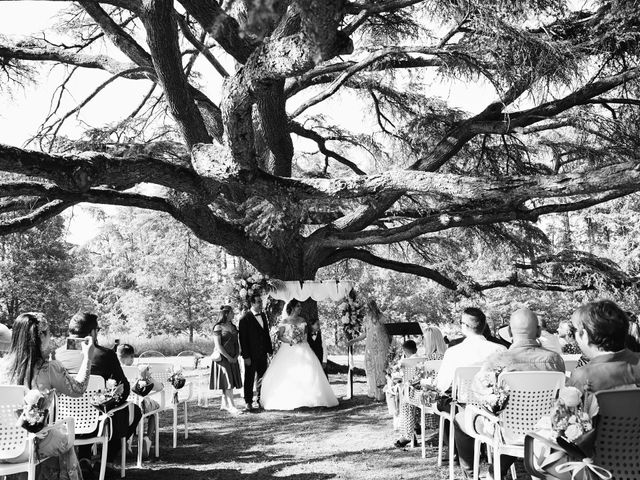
[121,374,457,480]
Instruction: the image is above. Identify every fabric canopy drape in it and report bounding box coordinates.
[268,280,355,303]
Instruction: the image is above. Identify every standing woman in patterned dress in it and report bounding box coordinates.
[349,298,391,401]
[210,305,243,415]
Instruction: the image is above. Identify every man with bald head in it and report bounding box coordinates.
[453,308,565,479]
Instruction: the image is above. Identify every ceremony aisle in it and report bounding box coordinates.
[123,374,449,480]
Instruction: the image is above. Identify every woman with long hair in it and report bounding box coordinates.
[260,299,339,410]
[210,305,243,414]
[422,326,447,360]
[0,312,95,479]
[348,298,391,401]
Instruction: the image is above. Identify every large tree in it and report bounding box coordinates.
[1,0,640,292]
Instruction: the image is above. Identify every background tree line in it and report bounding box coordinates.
[0,195,637,354]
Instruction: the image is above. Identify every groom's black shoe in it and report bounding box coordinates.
[244,403,255,412]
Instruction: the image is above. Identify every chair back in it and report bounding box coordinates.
[498,371,565,445]
[122,366,139,384]
[135,351,165,365]
[593,388,640,480]
[146,363,173,384]
[55,375,105,435]
[402,358,442,382]
[176,351,201,369]
[0,385,29,460]
[451,366,481,405]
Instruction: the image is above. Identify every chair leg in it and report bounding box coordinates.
[448,419,455,480]
[493,447,501,480]
[184,401,188,439]
[154,413,160,458]
[509,463,517,480]
[172,406,178,448]
[473,439,480,480]
[137,420,144,468]
[437,416,444,465]
[120,437,126,478]
[421,407,426,459]
[99,440,108,480]
[27,462,36,480]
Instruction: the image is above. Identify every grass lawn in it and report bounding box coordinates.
[120,374,458,480]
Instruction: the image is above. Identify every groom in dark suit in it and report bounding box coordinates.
[239,294,273,411]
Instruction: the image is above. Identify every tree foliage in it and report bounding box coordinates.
[0,0,639,299]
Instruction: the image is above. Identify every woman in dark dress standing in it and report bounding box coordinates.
[210,305,243,414]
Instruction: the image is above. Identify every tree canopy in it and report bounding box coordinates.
[1,0,640,294]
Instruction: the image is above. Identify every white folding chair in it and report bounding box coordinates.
[0,385,75,480]
[122,365,161,467]
[465,371,565,480]
[55,375,129,480]
[146,362,193,448]
[435,366,482,480]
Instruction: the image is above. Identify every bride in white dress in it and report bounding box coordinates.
[261,299,339,410]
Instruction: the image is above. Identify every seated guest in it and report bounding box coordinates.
[557,320,589,368]
[402,340,418,358]
[57,312,141,468]
[625,312,640,353]
[421,326,447,359]
[0,312,95,479]
[568,300,640,393]
[454,308,565,479]
[436,308,507,393]
[435,308,506,458]
[450,322,508,348]
[537,317,563,354]
[117,344,162,457]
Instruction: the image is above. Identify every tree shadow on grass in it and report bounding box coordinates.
[122,466,336,480]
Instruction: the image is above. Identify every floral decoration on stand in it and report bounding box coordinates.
[232,274,273,310]
[90,379,124,413]
[16,389,49,433]
[475,368,510,414]
[339,290,365,341]
[132,364,154,397]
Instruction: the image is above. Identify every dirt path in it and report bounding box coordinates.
[123,375,452,480]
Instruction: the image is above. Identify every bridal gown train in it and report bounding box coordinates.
[261,323,339,410]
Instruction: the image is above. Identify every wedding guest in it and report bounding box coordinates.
[0,322,10,356]
[557,320,581,354]
[422,326,447,359]
[450,322,508,348]
[568,300,640,392]
[117,344,162,457]
[625,312,640,353]
[308,317,327,374]
[0,312,94,479]
[210,305,242,415]
[435,308,506,393]
[454,308,565,479]
[348,298,390,401]
[57,312,141,467]
[402,340,418,357]
[537,317,563,354]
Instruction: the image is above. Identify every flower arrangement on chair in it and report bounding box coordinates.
[475,369,510,415]
[551,386,595,446]
[408,365,440,405]
[339,290,364,341]
[167,365,186,390]
[16,389,49,433]
[90,379,124,413]
[132,365,155,397]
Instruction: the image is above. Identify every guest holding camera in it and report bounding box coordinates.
[0,312,95,479]
[57,312,141,468]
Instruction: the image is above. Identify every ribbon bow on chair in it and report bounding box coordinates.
[554,458,612,480]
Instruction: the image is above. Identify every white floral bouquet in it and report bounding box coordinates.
[475,369,510,415]
[288,325,306,345]
[409,365,440,405]
[16,389,49,433]
[167,365,186,389]
[90,379,124,413]
[339,290,364,341]
[551,386,596,454]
